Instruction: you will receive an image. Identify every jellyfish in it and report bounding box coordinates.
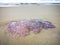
[7,19,56,37]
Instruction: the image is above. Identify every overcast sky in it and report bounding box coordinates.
[0,0,59,3]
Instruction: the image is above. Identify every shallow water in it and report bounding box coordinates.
[0,5,60,45]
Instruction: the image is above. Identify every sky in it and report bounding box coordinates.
[0,0,59,3]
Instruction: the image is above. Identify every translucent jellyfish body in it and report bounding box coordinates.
[7,19,55,37]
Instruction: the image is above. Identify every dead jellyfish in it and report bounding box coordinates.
[7,19,56,37]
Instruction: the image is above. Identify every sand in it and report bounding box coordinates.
[0,5,60,45]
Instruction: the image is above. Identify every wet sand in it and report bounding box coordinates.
[0,5,60,45]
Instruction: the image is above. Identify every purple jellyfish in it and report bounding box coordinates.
[7,19,56,37]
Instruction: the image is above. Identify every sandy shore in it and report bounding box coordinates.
[0,5,60,45]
